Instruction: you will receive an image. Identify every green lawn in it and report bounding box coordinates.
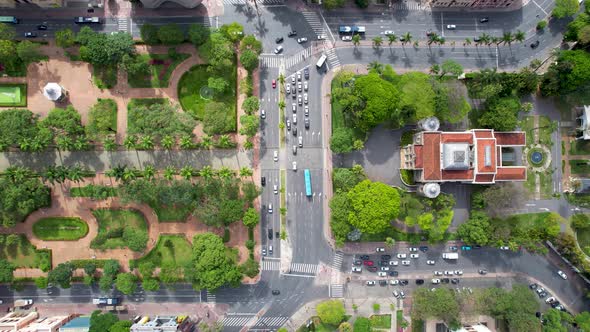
[331,77,346,132]
[128,53,190,88]
[0,84,26,107]
[93,65,118,89]
[153,205,191,223]
[132,235,192,268]
[570,160,590,175]
[32,217,89,241]
[0,234,51,270]
[577,228,590,256]
[520,115,554,146]
[91,209,148,250]
[370,315,391,329]
[177,64,237,120]
[570,140,590,156]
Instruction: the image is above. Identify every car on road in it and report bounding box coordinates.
[292,145,297,155]
[419,246,428,252]
[261,176,266,186]
[298,82,302,92]
[262,247,266,256]
[383,30,395,36]
[480,17,489,23]
[304,81,308,91]
[538,291,548,298]
[376,247,385,252]
[530,283,538,290]
[272,79,276,89]
[410,254,419,259]
[298,95,302,105]
[273,185,278,194]
[272,290,280,295]
[288,31,297,37]
[260,109,266,119]
[352,266,362,273]
[432,278,441,284]
[446,24,456,29]
[304,93,308,104]
[378,272,387,277]
[426,260,435,265]
[461,245,472,251]
[415,279,424,285]
[269,245,273,255]
[292,103,297,113]
[286,84,291,94]
[478,269,487,275]
[318,34,327,40]
[268,229,273,239]
[363,260,374,266]
[449,246,458,251]
[390,279,399,285]
[286,119,291,131]
[360,255,370,260]
[297,37,308,43]
[366,281,376,286]
[292,161,297,171]
[399,279,409,286]
[434,271,443,276]
[291,75,296,84]
[367,266,378,272]
[454,270,463,275]
[530,40,540,49]
[275,37,284,43]
[273,150,278,161]
[24,32,37,38]
[451,278,460,284]
[381,255,391,260]
[37,24,48,30]
[409,247,418,252]
[292,114,297,125]
[546,297,556,304]
[304,106,309,116]
[399,291,405,299]
[303,118,309,130]
[274,45,283,54]
[342,35,352,41]
[555,304,564,311]
[500,246,510,250]
[558,270,567,279]
[397,253,407,259]
[304,67,309,79]
[268,204,273,213]
[401,260,410,266]
[297,71,302,81]
[380,266,390,271]
[389,260,399,266]
[444,271,454,276]
[393,290,400,298]
[298,136,303,147]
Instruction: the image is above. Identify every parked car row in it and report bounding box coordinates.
[530,283,566,312]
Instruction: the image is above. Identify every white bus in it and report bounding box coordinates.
[316,54,327,68]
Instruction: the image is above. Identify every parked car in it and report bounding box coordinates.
[480,17,489,23]
[389,261,399,266]
[376,247,385,252]
[419,246,428,252]
[286,119,291,131]
[288,31,297,37]
[275,37,284,43]
[444,271,454,276]
[297,71,302,81]
[410,254,419,259]
[24,32,37,38]
[304,105,309,116]
[272,79,276,89]
[434,271,443,276]
[397,253,407,259]
[260,109,266,119]
[426,260,435,265]
[272,290,280,295]
[366,281,376,286]
[352,266,362,273]
[342,35,352,41]
[377,272,387,277]
[304,68,309,79]
[401,260,410,266]
[409,247,418,252]
[431,278,441,284]
[454,270,463,275]
[268,204,273,213]
[389,271,398,277]
[478,269,487,275]
[297,37,308,43]
[367,266,378,272]
[545,297,556,304]
[274,45,283,54]
[268,228,273,239]
[381,255,391,260]
[353,260,362,266]
[446,24,456,29]
[273,185,278,194]
[415,279,424,285]
[304,82,308,91]
[37,24,48,30]
[261,176,266,186]
[292,145,297,155]
[363,260,374,266]
[359,255,370,260]
[557,270,568,280]
[500,246,510,250]
[451,278,460,284]
[393,290,400,298]
[380,266,390,271]
[449,246,458,251]
[399,280,409,286]
[390,279,399,285]
[292,161,297,171]
[530,40,540,49]
[461,245,472,251]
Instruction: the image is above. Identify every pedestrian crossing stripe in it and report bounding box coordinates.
[332,252,344,269]
[302,11,324,36]
[261,260,319,274]
[262,260,280,271]
[254,316,289,327]
[222,0,284,5]
[325,49,341,68]
[206,292,216,303]
[222,315,257,326]
[391,2,425,11]
[259,47,311,69]
[117,18,128,32]
[222,315,289,327]
[330,284,344,298]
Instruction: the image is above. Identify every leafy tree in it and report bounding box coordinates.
[316,300,346,326]
[239,114,260,137]
[140,24,159,44]
[187,233,243,291]
[0,40,17,67]
[242,97,259,115]
[98,275,114,292]
[115,273,137,295]
[84,262,97,276]
[397,72,435,122]
[81,31,135,65]
[440,59,463,78]
[0,23,15,40]
[123,228,148,251]
[481,183,525,218]
[220,22,244,43]
[242,207,260,228]
[239,258,260,277]
[412,288,461,328]
[89,310,119,332]
[347,180,400,234]
[0,177,50,227]
[330,192,353,246]
[0,259,14,284]
[239,35,262,54]
[478,97,521,131]
[553,0,579,18]
[42,106,84,137]
[121,54,149,77]
[352,34,361,46]
[142,278,160,292]
[432,80,471,124]
[355,0,369,8]
[333,167,366,192]
[55,28,76,48]
[128,102,195,138]
[16,41,43,64]
[109,320,133,332]
[575,311,590,331]
[330,127,355,154]
[372,36,383,47]
[157,24,185,45]
[353,317,371,332]
[240,49,259,72]
[103,259,120,277]
[34,276,48,289]
[207,77,229,94]
[202,102,236,135]
[542,50,590,95]
[48,262,74,288]
[543,309,568,332]
[457,211,490,245]
[87,99,117,138]
[189,24,210,46]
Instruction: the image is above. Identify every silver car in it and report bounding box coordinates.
[304,93,308,104]
[292,114,297,125]
[304,105,309,116]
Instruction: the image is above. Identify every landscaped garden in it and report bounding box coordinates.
[570,159,590,175]
[131,234,192,269]
[0,84,26,107]
[32,217,89,241]
[91,209,148,252]
[86,99,117,139]
[0,234,51,271]
[127,52,190,88]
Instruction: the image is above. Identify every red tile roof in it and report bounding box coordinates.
[422,133,442,181]
[441,133,473,144]
[496,167,527,180]
[474,130,494,138]
[476,138,497,174]
[415,145,423,168]
[474,174,495,183]
[495,132,526,146]
[441,169,474,181]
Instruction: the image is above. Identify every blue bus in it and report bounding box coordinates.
[304,169,312,197]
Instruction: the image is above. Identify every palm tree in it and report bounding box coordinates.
[502,32,514,45]
[217,166,234,180]
[352,34,361,47]
[387,34,398,46]
[402,32,412,45]
[43,166,59,185]
[122,167,137,182]
[163,166,176,181]
[67,165,84,183]
[179,135,194,150]
[123,136,136,150]
[278,100,285,111]
[56,136,73,151]
[464,38,471,46]
[479,33,491,45]
[514,30,526,43]
[367,61,383,73]
[437,37,446,45]
[107,165,127,182]
[239,167,253,177]
[18,138,32,152]
[5,166,32,183]
[139,135,154,150]
[492,36,501,45]
[103,137,117,151]
[372,36,383,48]
[218,135,233,148]
[199,166,214,179]
[427,33,439,45]
[278,73,285,85]
[161,135,174,150]
[180,166,194,180]
[201,136,213,149]
[430,64,441,75]
[143,164,156,180]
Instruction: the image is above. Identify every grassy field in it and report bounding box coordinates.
[0,84,26,107]
[370,315,391,329]
[577,228,590,256]
[331,77,346,132]
[128,53,190,88]
[177,64,237,120]
[153,205,191,222]
[520,115,554,146]
[133,235,192,268]
[32,217,89,241]
[0,234,51,270]
[93,65,118,89]
[92,209,148,250]
[570,160,590,175]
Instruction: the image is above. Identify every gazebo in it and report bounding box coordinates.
[42,83,67,102]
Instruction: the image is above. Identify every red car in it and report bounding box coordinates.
[363,260,374,266]
[272,79,276,89]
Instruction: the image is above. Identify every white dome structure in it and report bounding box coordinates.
[419,183,441,198]
[43,83,66,102]
[419,116,440,132]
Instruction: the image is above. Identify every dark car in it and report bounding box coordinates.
[378,261,388,266]
[451,278,460,284]
[37,24,48,30]
[275,37,284,43]
[461,245,472,251]
[379,280,387,286]
[268,229,273,240]
[478,269,487,275]
[442,278,450,284]
[530,40,540,49]
[304,118,310,129]
[24,32,37,38]
[367,266,378,272]
[381,255,391,260]
[449,246,458,252]
[293,127,298,136]
[419,246,428,252]
[304,67,309,79]
[399,280,409,285]
[474,245,482,249]
[389,271,398,277]
[288,31,297,37]
[353,260,362,266]
[272,290,280,295]
[359,255,370,260]
[415,279,425,285]
[529,283,538,290]
[261,176,266,186]
[480,17,489,23]
[551,301,561,308]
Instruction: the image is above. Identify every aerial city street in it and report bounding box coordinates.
[0,0,589,329]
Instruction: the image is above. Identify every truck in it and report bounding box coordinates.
[0,16,18,24]
[338,25,365,34]
[74,17,101,24]
[442,252,459,260]
[14,299,33,308]
[92,298,119,305]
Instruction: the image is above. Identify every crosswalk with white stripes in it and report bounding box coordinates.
[302,11,325,38]
[330,252,344,298]
[332,252,343,269]
[259,47,312,69]
[222,0,284,6]
[222,315,289,328]
[391,1,425,11]
[261,260,318,275]
[325,48,340,69]
[330,284,344,298]
[261,260,280,271]
[206,292,216,304]
[117,18,129,33]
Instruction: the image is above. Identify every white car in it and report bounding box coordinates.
[273,150,278,161]
[291,76,296,84]
[292,103,297,113]
[410,253,419,259]
[293,113,297,125]
[297,82,302,92]
[366,281,376,286]
[286,84,291,94]
[297,71,302,81]
[273,185,278,194]
[297,37,308,43]
[392,290,400,298]
[376,247,385,252]
[304,106,309,116]
[260,109,266,119]
[431,278,441,284]
[318,34,327,40]
[557,270,567,280]
[399,291,405,299]
[352,266,362,273]
[434,271,443,276]
[383,30,395,36]
[304,93,308,104]
[500,246,510,250]
[444,271,454,276]
[292,161,297,171]
[546,297,556,304]
[274,45,283,54]
[401,260,410,266]
[377,272,387,277]
[396,253,407,259]
[380,266,390,271]
[389,261,399,266]
[454,270,463,275]
[304,81,308,91]
[409,247,418,252]
[426,260,435,265]
[342,35,352,41]
[446,24,456,29]
[390,279,399,285]
[298,95,302,105]
[268,203,273,213]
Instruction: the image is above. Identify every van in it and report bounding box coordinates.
[269,245,273,255]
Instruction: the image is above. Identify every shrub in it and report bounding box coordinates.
[537,20,547,30]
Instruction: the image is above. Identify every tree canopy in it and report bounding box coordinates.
[478,97,521,131]
[553,0,579,18]
[346,180,400,234]
[115,273,137,295]
[0,175,50,227]
[397,72,436,122]
[457,211,491,245]
[412,288,461,329]
[128,102,195,138]
[89,310,119,332]
[330,127,355,154]
[316,300,346,326]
